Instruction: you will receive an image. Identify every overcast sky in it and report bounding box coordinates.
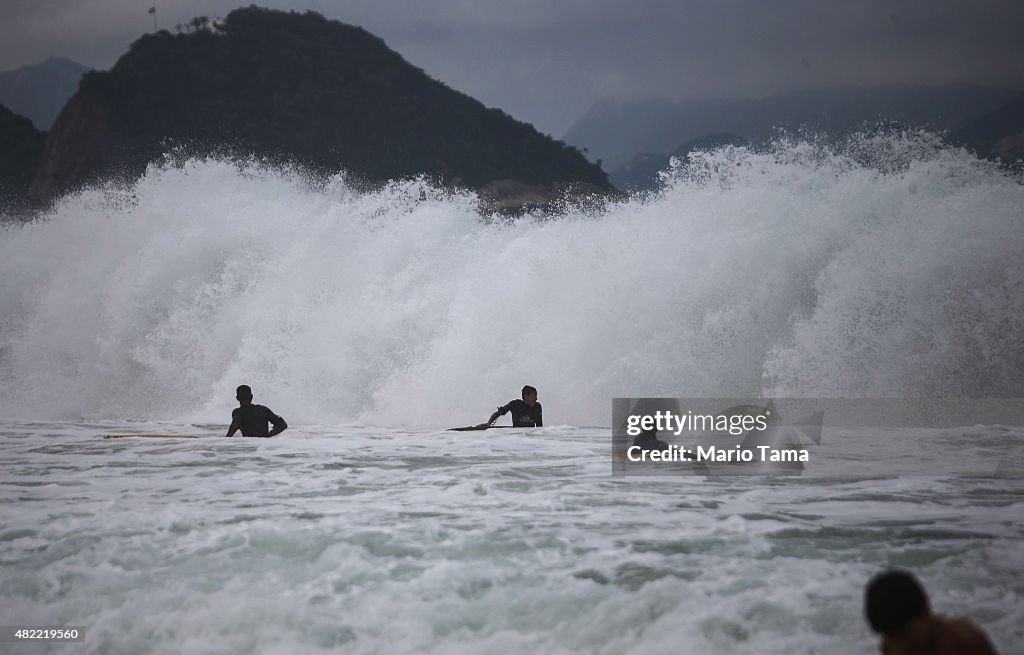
[2,0,1023,136]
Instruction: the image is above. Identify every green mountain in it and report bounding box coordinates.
[30,7,610,202]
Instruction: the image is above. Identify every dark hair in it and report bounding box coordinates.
[865,569,929,634]
[236,385,252,396]
[522,385,537,397]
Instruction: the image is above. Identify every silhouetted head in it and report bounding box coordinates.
[865,569,931,635]
[236,385,253,406]
[521,385,538,406]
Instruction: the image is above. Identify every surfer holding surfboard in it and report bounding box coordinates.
[481,385,543,428]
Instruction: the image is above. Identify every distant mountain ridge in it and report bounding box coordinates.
[609,133,746,192]
[0,57,91,130]
[0,104,46,210]
[949,91,1024,164]
[30,7,610,203]
[565,85,1020,170]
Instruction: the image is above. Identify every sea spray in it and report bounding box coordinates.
[0,133,1022,425]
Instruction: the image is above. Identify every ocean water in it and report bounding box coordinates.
[1,133,1023,653]
[2,421,1022,654]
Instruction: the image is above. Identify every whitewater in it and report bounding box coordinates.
[1,134,1022,653]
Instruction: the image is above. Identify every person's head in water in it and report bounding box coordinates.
[236,385,253,406]
[865,569,930,639]
[521,385,538,406]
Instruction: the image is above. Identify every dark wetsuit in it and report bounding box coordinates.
[497,399,543,427]
[232,404,286,437]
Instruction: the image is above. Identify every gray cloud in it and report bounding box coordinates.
[2,0,1022,136]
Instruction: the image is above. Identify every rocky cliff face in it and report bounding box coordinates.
[30,7,611,201]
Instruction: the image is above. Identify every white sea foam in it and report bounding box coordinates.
[0,421,1021,655]
[2,134,1023,425]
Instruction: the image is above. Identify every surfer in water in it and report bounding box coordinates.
[864,569,998,654]
[226,385,288,437]
[482,385,543,428]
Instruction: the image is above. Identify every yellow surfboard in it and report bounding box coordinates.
[103,434,199,439]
